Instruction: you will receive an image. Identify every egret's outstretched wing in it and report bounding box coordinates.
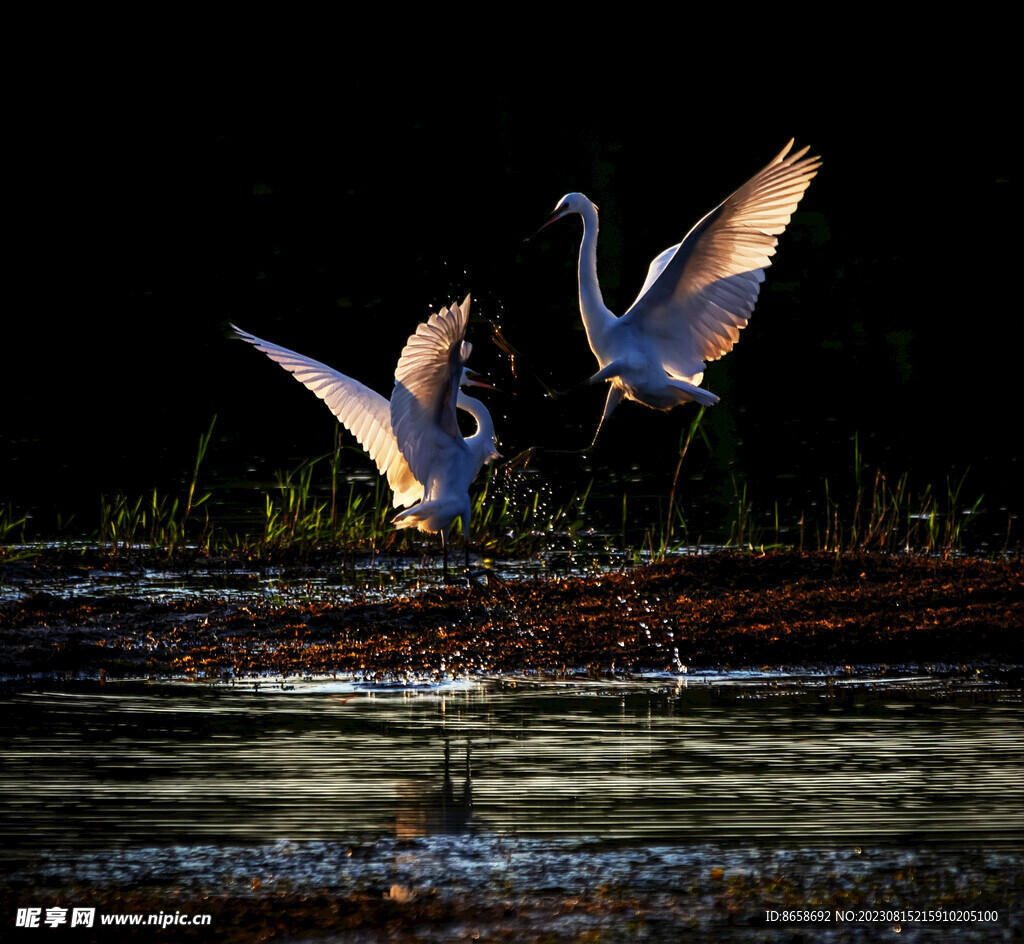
[390,296,471,485]
[622,140,821,378]
[230,325,422,508]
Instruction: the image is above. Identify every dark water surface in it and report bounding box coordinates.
[3,679,1021,855]
[2,679,1021,941]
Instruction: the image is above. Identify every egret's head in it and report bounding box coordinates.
[534,192,598,237]
[460,368,499,392]
[554,192,598,215]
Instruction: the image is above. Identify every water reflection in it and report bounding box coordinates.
[1,680,1021,860]
[395,740,474,838]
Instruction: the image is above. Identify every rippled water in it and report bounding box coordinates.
[0,551,631,606]
[2,679,1021,858]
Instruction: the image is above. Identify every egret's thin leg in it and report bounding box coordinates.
[588,385,624,450]
[545,384,624,456]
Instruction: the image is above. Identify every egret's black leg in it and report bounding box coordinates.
[588,385,624,450]
[548,385,624,455]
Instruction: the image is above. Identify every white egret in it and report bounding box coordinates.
[232,296,500,574]
[542,140,821,448]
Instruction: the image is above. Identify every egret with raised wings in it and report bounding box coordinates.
[541,140,821,448]
[232,297,499,574]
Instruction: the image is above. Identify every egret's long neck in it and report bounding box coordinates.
[456,392,497,458]
[576,202,615,351]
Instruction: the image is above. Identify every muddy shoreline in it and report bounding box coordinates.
[4,840,1020,943]
[2,552,1021,680]
[3,551,1022,942]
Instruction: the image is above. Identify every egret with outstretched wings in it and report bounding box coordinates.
[541,140,821,448]
[232,296,499,573]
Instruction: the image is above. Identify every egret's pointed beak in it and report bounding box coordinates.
[527,206,569,242]
[463,368,501,393]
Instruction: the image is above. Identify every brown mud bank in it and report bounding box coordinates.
[1,553,1021,679]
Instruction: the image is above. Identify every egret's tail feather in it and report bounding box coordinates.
[391,505,433,531]
[667,379,720,407]
[392,498,465,536]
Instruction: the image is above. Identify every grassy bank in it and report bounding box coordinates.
[1,415,1017,566]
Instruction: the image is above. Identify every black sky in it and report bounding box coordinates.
[3,54,1016,532]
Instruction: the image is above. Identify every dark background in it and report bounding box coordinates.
[3,56,1017,544]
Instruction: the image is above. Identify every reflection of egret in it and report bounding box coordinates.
[395,739,473,838]
[232,297,499,574]
[540,140,821,448]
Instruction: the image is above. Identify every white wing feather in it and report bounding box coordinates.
[390,296,471,486]
[630,245,676,305]
[230,325,422,508]
[622,140,821,378]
